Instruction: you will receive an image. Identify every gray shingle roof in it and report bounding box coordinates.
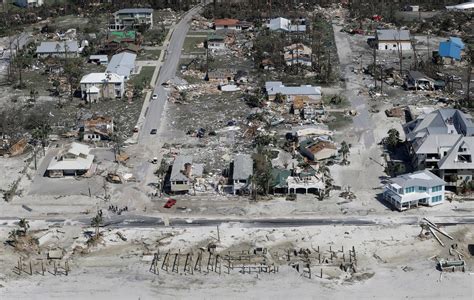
[233,154,253,180]
[390,170,445,188]
[405,109,474,142]
[36,40,79,54]
[414,134,460,154]
[438,136,474,170]
[376,29,411,41]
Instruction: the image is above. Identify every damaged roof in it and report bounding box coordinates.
[170,156,204,181]
[233,154,253,180]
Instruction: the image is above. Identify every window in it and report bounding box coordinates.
[432,185,443,192]
[418,186,427,192]
[431,195,442,203]
[405,186,415,193]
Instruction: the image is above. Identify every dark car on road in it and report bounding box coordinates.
[150,129,157,134]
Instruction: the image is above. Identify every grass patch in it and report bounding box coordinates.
[322,94,349,108]
[138,50,162,60]
[22,70,51,93]
[130,66,155,87]
[183,75,203,84]
[326,112,352,130]
[183,36,206,54]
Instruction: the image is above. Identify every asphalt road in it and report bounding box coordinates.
[64,214,474,229]
[139,6,202,144]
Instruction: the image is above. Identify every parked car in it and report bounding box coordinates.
[152,94,158,100]
[164,198,177,208]
[150,129,157,134]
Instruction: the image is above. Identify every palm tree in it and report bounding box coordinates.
[18,218,29,236]
[340,141,350,163]
[386,128,401,150]
[91,213,103,237]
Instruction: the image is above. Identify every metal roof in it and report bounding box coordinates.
[376,29,411,41]
[47,143,94,171]
[80,72,124,84]
[390,170,445,188]
[438,37,464,60]
[265,81,321,96]
[116,8,153,14]
[89,55,109,63]
[268,17,306,32]
[232,154,253,180]
[446,1,474,10]
[36,40,79,54]
[106,52,136,78]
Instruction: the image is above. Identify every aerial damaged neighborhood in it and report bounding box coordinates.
[0,0,473,299]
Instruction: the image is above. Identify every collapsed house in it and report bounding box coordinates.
[46,143,95,178]
[207,34,226,50]
[383,170,445,211]
[206,69,236,82]
[283,43,312,67]
[0,137,27,157]
[292,95,325,118]
[169,156,204,193]
[271,168,324,195]
[404,70,435,90]
[404,108,474,188]
[82,116,114,142]
[299,138,338,162]
[231,154,253,195]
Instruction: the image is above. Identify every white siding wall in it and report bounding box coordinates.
[378,41,412,51]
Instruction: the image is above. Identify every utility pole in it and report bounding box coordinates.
[373,45,377,90]
[380,64,383,94]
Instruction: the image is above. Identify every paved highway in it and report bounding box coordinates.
[52,214,474,229]
[139,6,202,144]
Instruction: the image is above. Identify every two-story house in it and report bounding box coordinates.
[404,108,474,188]
[231,154,253,194]
[110,8,153,30]
[383,170,446,211]
[80,72,125,102]
[169,156,204,193]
